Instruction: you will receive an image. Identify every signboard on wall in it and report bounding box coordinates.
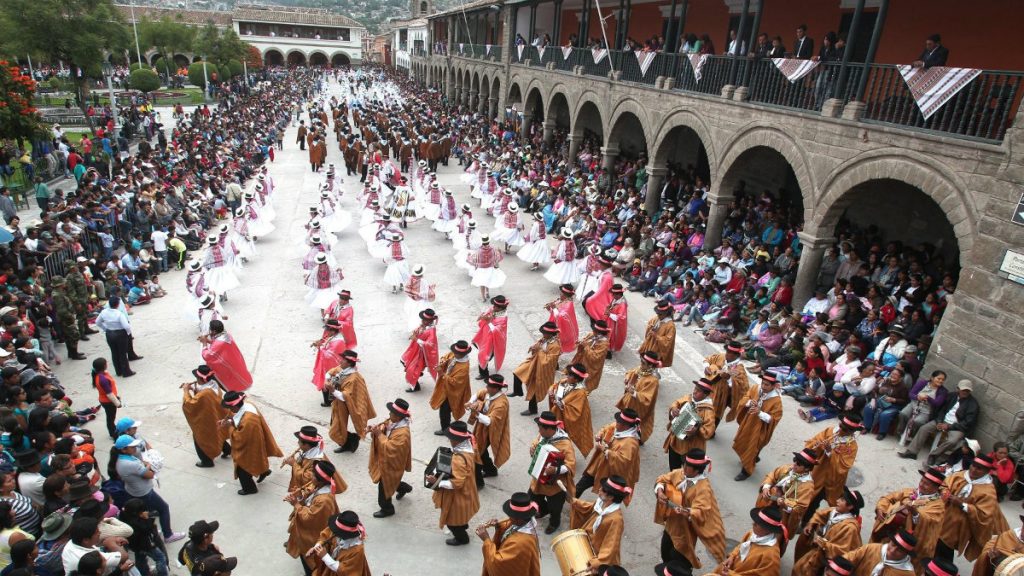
[1000,249,1024,285]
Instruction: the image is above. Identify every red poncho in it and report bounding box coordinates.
[201,333,253,392]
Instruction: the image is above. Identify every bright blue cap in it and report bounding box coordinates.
[114,435,142,450]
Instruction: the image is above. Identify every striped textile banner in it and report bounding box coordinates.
[517,45,524,61]
[592,49,608,64]
[897,65,982,120]
[562,46,573,60]
[772,58,820,82]
[635,51,656,77]
[687,54,708,82]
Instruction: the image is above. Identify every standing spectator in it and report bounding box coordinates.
[793,24,814,59]
[112,435,184,543]
[91,358,122,440]
[0,190,15,225]
[32,178,51,213]
[94,299,134,378]
[150,228,169,273]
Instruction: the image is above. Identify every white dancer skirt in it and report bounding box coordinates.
[383,260,411,287]
[205,266,240,293]
[544,261,581,285]
[517,241,552,265]
[471,267,507,289]
[306,287,339,309]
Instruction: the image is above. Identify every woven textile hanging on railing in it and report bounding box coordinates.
[771,58,819,82]
[896,65,982,120]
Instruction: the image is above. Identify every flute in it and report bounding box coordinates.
[284,479,317,504]
[280,448,302,469]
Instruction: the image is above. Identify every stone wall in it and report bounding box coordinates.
[409,53,1024,447]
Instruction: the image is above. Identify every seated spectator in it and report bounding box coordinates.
[120,498,168,576]
[61,517,130,576]
[861,365,909,440]
[897,370,949,444]
[839,360,878,411]
[0,501,33,570]
[0,464,39,538]
[36,512,73,576]
[799,383,848,423]
[0,539,36,575]
[898,379,978,465]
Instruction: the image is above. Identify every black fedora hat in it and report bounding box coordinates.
[387,398,411,417]
[502,492,538,520]
[749,505,786,534]
[328,511,362,539]
[653,561,691,576]
[444,420,473,443]
[14,450,41,469]
[294,425,321,443]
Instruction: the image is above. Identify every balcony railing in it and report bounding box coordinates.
[453,44,503,62]
[508,49,1021,143]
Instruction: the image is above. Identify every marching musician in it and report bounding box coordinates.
[181,365,231,468]
[471,295,509,381]
[654,448,726,571]
[935,453,1009,563]
[973,516,1024,576]
[327,350,377,454]
[427,421,481,546]
[570,319,610,392]
[401,308,439,393]
[582,252,615,323]
[755,449,819,553]
[312,319,348,407]
[793,487,864,576]
[512,321,561,415]
[604,284,628,359]
[638,301,676,368]
[803,412,863,522]
[569,475,630,569]
[705,340,751,429]
[616,351,661,444]
[476,492,541,576]
[547,284,580,354]
[283,426,348,496]
[576,409,642,499]
[663,377,717,470]
[924,558,961,576]
[549,363,594,456]
[322,289,357,350]
[286,460,342,576]
[368,398,413,518]
[220,391,283,496]
[710,506,786,576]
[470,375,511,488]
[869,466,946,561]
[527,411,577,535]
[307,511,372,576]
[430,340,472,433]
[839,530,917,576]
[732,372,784,481]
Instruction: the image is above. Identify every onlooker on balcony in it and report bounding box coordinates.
[726,29,746,56]
[750,33,771,59]
[913,34,948,69]
[793,24,813,59]
[679,33,701,54]
[768,36,786,58]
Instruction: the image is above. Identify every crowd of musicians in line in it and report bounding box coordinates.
[171,68,1024,576]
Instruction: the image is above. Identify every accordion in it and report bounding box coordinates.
[528,443,565,485]
[424,446,454,490]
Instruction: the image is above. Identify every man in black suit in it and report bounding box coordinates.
[793,24,814,59]
[914,34,949,69]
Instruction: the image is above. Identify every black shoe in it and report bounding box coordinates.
[897,452,918,460]
[237,489,257,496]
[507,391,523,398]
[544,523,560,535]
[70,353,87,360]
[606,351,612,359]
[373,509,395,518]
[257,470,271,483]
[123,371,137,377]
[320,401,331,407]
[396,485,412,500]
[876,433,888,441]
[220,452,231,459]
[128,355,144,361]
[195,462,214,468]
[734,470,751,481]
[434,430,446,436]
[445,538,469,546]
[1010,492,1024,502]
[85,328,100,334]
[333,446,346,453]
[755,456,761,463]
[520,409,537,416]
[476,480,485,489]
[406,384,421,393]
[481,467,498,478]
[79,335,90,341]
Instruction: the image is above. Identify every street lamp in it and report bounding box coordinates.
[101,62,119,137]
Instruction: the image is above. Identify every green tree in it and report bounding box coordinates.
[0,0,129,134]
[187,61,218,88]
[193,23,250,64]
[224,59,243,78]
[0,60,43,145]
[138,16,195,79]
[129,68,159,93]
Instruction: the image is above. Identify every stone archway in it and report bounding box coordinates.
[524,85,545,122]
[264,49,284,67]
[548,90,570,131]
[572,97,604,142]
[812,153,977,258]
[507,82,523,110]
[309,52,328,66]
[286,50,306,67]
[717,125,814,205]
[480,76,491,115]
[331,52,351,67]
[650,110,717,186]
[173,54,191,69]
[606,102,650,160]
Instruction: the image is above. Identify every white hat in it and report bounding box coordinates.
[199,294,215,307]
[480,235,490,244]
[207,236,218,245]
[412,265,424,276]
[254,183,263,191]
[468,219,477,229]
[310,219,321,228]
[320,191,330,198]
[311,235,322,244]
[315,253,328,264]
[188,261,202,272]
[507,202,519,213]
[430,182,439,189]
[219,223,229,233]
[560,228,573,239]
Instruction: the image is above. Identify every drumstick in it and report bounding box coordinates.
[556,480,574,503]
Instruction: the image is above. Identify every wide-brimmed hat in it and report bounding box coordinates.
[411,265,424,277]
[793,449,819,468]
[653,561,693,576]
[444,420,474,443]
[838,412,864,431]
[891,529,916,554]
[825,557,855,576]
[490,295,509,307]
[726,340,744,354]
[329,511,362,539]
[486,374,507,388]
[294,425,322,443]
[502,492,538,520]
[614,408,641,426]
[221,391,247,408]
[534,411,561,428]
[641,351,661,366]
[919,466,946,486]
[750,505,786,534]
[66,480,98,501]
[922,558,958,576]
[387,398,411,417]
[451,340,471,354]
[888,324,905,336]
[693,377,715,395]
[592,319,610,334]
[559,283,575,296]
[567,363,589,380]
[655,301,672,313]
[14,450,41,469]
[559,228,573,239]
[419,308,437,321]
[540,321,559,335]
[338,289,352,299]
[611,284,625,295]
[41,512,73,540]
[340,350,360,364]
[600,474,632,499]
[841,486,865,512]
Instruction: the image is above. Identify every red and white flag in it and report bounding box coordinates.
[635,51,656,77]
[687,54,708,82]
[772,58,820,82]
[592,48,607,64]
[897,65,982,120]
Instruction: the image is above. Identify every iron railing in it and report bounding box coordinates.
[454,43,503,62]
[508,50,1022,143]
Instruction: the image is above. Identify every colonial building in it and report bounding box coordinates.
[115,3,366,67]
[403,0,1024,446]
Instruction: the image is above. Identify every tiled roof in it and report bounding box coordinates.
[114,4,232,26]
[430,0,502,19]
[233,5,365,28]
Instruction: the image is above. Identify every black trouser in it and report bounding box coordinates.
[195,440,231,466]
[100,401,118,438]
[575,473,595,496]
[322,389,331,405]
[438,400,452,431]
[127,334,139,359]
[360,164,368,182]
[447,524,469,543]
[299,140,306,150]
[475,449,497,485]
[529,489,566,528]
[513,376,525,396]
[668,449,684,471]
[237,467,257,493]
[934,539,955,562]
[105,329,131,376]
[660,531,692,568]
[377,482,394,514]
[300,557,313,576]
